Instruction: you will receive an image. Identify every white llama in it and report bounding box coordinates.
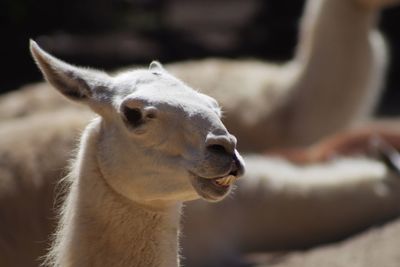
[30,40,245,267]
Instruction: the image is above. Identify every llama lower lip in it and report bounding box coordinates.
[189,173,235,202]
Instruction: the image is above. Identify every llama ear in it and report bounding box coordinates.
[30,40,112,106]
[149,61,165,74]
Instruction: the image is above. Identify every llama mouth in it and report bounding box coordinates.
[189,152,245,201]
[189,172,238,202]
[214,175,237,187]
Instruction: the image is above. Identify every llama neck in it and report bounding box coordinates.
[48,123,181,267]
[286,0,386,145]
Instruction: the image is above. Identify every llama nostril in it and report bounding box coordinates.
[229,167,238,177]
[207,144,229,155]
[206,134,237,155]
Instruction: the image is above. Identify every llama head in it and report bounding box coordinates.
[30,40,245,205]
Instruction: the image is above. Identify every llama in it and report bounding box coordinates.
[0,0,399,265]
[30,40,245,267]
[0,0,395,151]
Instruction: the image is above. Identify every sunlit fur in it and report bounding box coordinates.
[0,0,398,266]
[30,41,244,267]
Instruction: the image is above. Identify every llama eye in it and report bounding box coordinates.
[122,107,143,128]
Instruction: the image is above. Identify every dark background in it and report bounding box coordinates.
[1,0,399,115]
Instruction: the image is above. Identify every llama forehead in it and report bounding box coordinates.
[114,69,183,93]
[113,69,221,115]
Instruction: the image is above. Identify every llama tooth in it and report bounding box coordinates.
[217,176,231,186]
[215,175,236,186]
[215,177,226,186]
[224,177,231,185]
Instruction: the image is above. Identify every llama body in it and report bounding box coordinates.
[30,41,244,267]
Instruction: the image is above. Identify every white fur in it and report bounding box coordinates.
[0,0,398,266]
[30,41,244,267]
[243,155,388,192]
